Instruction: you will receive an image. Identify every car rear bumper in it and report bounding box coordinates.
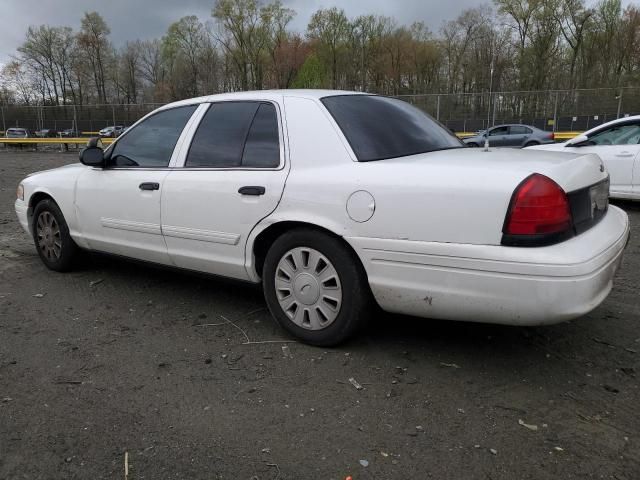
[347,205,629,326]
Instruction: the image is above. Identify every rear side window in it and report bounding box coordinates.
[109,105,196,167]
[242,104,280,168]
[510,126,532,135]
[186,102,280,168]
[321,95,462,162]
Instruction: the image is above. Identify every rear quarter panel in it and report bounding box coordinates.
[249,98,609,279]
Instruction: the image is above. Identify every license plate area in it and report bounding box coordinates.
[589,178,609,219]
[568,176,609,235]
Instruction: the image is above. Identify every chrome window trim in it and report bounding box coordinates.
[169,103,209,168]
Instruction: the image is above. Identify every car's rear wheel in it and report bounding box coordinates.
[524,141,540,148]
[466,142,479,147]
[32,199,78,272]
[263,229,370,346]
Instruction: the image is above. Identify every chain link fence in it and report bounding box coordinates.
[0,103,163,134]
[1,88,639,135]
[399,87,640,133]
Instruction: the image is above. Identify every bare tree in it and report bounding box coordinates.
[77,12,111,103]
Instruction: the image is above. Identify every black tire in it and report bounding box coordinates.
[466,142,479,147]
[31,199,78,272]
[524,141,540,148]
[263,228,370,346]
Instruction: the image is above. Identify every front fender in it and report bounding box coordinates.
[21,163,88,248]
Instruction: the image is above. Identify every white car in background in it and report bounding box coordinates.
[15,91,629,345]
[527,115,640,200]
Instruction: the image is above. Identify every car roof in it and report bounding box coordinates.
[159,89,368,111]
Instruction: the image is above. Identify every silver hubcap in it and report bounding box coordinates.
[36,211,62,260]
[275,247,342,330]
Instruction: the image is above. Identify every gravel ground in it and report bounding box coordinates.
[0,151,639,480]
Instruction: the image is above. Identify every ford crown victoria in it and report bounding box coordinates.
[15,91,630,345]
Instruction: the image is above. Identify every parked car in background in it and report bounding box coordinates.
[35,129,59,138]
[5,128,30,138]
[527,115,640,200]
[60,129,80,138]
[98,125,125,138]
[15,91,628,346]
[464,124,555,148]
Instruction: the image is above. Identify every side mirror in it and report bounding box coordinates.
[567,134,588,146]
[80,138,105,167]
[80,146,105,167]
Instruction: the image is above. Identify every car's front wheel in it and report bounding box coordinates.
[263,229,370,346]
[32,199,78,272]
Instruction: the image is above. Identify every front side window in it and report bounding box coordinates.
[108,105,197,167]
[321,95,462,162]
[489,126,509,136]
[589,123,640,146]
[186,101,280,168]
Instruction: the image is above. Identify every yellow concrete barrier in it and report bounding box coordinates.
[454,131,581,140]
[0,138,114,145]
[0,132,581,146]
[553,131,583,140]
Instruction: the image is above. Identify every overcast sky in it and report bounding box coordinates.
[0,0,484,65]
[1,0,634,67]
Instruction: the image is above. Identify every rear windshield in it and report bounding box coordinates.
[321,95,462,161]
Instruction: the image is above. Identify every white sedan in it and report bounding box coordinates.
[527,115,640,200]
[15,91,629,346]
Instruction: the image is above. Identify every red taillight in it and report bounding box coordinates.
[549,132,555,141]
[504,174,572,236]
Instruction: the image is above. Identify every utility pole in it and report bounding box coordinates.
[73,104,78,135]
[553,91,559,132]
[616,89,624,119]
[361,32,365,92]
[487,60,494,129]
[485,59,494,151]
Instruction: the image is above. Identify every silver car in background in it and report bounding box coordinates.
[463,124,555,148]
[5,127,30,138]
[98,125,125,138]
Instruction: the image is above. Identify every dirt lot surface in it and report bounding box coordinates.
[0,151,639,480]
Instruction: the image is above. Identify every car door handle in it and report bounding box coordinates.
[139,182,160,191]
[238,186,265,196]
[616,152,634,157]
